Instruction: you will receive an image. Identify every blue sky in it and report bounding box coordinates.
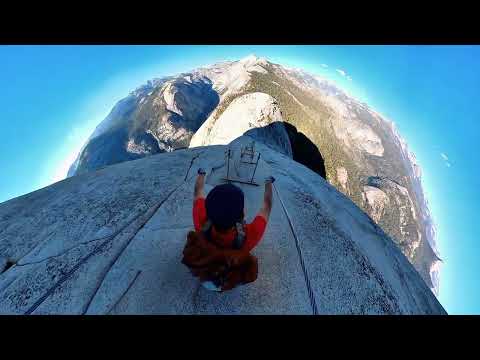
[0,45,478,314]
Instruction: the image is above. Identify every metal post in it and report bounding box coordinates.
[250,152,260,183]
[226,148,231,181]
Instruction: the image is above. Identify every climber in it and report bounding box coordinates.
[181,167,275,292]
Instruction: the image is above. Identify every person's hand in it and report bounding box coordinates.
[198,168,206,176]
[265,176,275,184]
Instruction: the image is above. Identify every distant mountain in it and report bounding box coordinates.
[67,55,441,295]
[68,76,219,176]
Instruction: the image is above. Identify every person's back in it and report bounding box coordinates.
[184,167,275,291]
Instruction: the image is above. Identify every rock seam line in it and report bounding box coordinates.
[82,178,192,315]
[22,208,149,315]
[84,153,204,314]
[106,270,142,314]
[25,154,200,315]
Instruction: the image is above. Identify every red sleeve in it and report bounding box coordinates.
[243,215,267,252]
[193,198,207,232]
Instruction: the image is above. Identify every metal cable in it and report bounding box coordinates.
[273,183,319,315]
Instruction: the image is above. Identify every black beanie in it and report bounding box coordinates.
[205,183,245,230]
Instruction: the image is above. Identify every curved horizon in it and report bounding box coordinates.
[0,45,478,314]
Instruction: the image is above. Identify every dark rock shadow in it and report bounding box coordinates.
[283,122,326,179]
[1,259,15,274]
[243,122,326,179]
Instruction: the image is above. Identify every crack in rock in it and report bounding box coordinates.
[184,151,205,181]
[107,270,142,314]
[147,224,193,232]
[15,206,149,268]
[22,205,158,315]
[16,236,107,267]
[82,179,190,315]
[192,282,202,314]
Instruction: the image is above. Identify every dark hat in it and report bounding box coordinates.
[206,183,244,230]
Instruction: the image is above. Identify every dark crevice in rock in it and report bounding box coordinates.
[1,260,15,274]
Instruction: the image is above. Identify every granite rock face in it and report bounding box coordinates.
[0,136,445,314]
[190,92,292,157]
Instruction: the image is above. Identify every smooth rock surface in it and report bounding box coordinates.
[190,92,292,157]
[0,136,445,314]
